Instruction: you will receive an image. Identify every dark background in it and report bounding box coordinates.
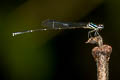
[0,0,119,80]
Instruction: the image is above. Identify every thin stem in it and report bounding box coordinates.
[92,45,112,80]
[86,36,112,80]
[96,53,109,80]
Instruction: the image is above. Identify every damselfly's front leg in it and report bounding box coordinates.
[88,30,96,39]
[94,30,100,37]
[88,30,100,39]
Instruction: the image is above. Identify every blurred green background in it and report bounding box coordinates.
[0,0,119,80]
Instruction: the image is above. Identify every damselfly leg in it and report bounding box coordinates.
[88,30,100,39]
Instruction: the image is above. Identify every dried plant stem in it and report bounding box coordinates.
[86,36,112,80]
[96,53,109,80]
[92,45,112,80]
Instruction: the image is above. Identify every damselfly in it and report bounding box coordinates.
[12,19,104,38]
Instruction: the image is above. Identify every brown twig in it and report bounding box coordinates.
[86,36,112,80]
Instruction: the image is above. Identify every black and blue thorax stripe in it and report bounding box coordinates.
[88,22,98,29]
